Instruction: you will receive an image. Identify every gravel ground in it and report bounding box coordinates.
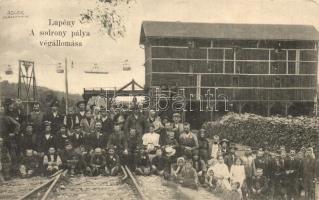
[0,177,48,200]
[50,175,139,200]
[137,175,221,200]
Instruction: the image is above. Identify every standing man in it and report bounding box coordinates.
[172,113,184,142]
[30,102,44,136]
[100,107,114,139]
[302,147,316,200]
[75,101,86,126]
[284,149,301,200]
[43,101,63,135]
[124,107,147,137]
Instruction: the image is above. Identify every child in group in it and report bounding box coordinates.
[151,148,167,176]
[43,147,62,176]
[19,149,39,178]
[230,157,246,198]
[105,146,120,176]
[227,182,242,200]
[206,167,217,190]
[90,148,106,176]
[172,157,186,182]
[211,155,231,192]
[135,147,151,176]
[250,168,268,200]
[192,153,207,184]
[179,159,199,189]
[162,146,176,180]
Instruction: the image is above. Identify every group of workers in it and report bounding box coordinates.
[0,98,318,200]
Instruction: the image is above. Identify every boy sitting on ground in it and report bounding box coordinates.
[135,147,151,176]
[179,159,199,189]
[105,146,120,176]
[43,147,62,176]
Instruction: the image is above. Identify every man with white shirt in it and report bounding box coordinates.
[43,147,62,176]
[142,124,160,154]
[210,135,221,160]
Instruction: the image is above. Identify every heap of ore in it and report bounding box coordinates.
[203,113,319,150]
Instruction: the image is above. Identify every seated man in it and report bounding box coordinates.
[179,123,198,159]
[105,146,120,176]
[60,142,79,175]
[43,147,62,176]
[77,145,92,176]
[135,147,151,176]
[151,148,167,176]
[90,148,106,176]
[142,124,160,154]
[19,149,39,178]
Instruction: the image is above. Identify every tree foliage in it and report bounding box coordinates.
[80,0,135,39]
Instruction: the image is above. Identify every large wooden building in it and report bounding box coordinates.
[140,21,319,128]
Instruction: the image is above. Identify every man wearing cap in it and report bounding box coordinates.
[172,113,184,142]
[122,128,142,168]
[38,121,57,154]
[179,123,198,159]
[124,107,147,137]
[43,101,63,135]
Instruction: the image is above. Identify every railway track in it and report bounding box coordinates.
[0,166,221,200]
[0,170,67,200]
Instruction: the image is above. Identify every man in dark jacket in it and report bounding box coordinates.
[284,149,301,200]
[124,108,147,136]
[43,101,63,135]
[100,107,114,139]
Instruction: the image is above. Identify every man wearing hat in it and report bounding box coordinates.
[38,121,56,154]
[220,139,229,157]
[43,101,63,135]
[124,107,147,137]
[172,112,184,142]
[89,121,107,150]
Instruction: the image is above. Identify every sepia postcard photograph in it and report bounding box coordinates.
[0,0,319,199]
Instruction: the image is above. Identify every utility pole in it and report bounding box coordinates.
[65,58,69,115]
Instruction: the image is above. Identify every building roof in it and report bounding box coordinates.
[140,21,319,44]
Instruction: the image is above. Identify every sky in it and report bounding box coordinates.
[0,0,319,94]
